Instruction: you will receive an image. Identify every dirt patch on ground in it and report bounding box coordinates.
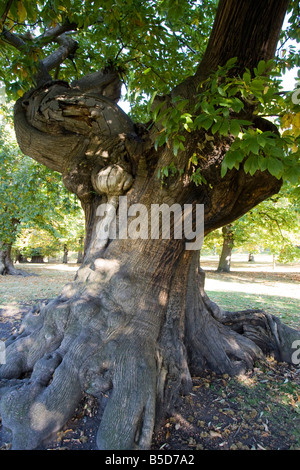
[152,361,300,451]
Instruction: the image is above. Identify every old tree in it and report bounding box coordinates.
[0,0,300,450]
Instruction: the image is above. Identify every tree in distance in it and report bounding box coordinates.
[205,187,300,273]
[0,111,83,274]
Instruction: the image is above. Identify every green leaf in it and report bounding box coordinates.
[230,98,244,113]
[217,86,226,96]
[221,162,228,178]
[243,136,260,155]
[257,60,266,75]
[200,100,212,114]
[243,71,251,84]
[190,168,207,186]
[223,149,243,169]
[257,134,267,147]
[176,99,189,111]
[258,157,268,172]
[194,114,208,128]
[267,157,284,179]
[211,118,222,134]
[230,120,241,137]
[219,120,229,136]
[225,57,238,68]
[154,133,167,150]
[244,155,259,175]
[283,166,300,185]
[152,101,165,121]
[201,116,214,131]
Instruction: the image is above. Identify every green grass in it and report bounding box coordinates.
[0,263,77,306]
[0,257,299,330]
[206,290,300,329]
[201,253,300,330]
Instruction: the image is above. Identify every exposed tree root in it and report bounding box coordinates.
[0,278,161,450]
[1,260,299,450]
[0,256,33,277]
[0,245,34,277]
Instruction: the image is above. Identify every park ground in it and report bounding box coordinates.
[0,253,299,451]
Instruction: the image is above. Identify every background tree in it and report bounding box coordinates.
[0,105,84,272]
[204,185,300,271]
[14,207,85,264]
[216,224,234,273]
[0,0,300,451]
[236,189,300,266]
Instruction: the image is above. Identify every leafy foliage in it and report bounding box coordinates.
[0,0,217,107]
[151,58,300,184]
[203,186,300,263]
[14,212,85,260]
[0,106,84,250]
[0,1,299,187]
[277,0,300,74]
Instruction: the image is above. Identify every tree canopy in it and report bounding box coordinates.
[0,105,84,256]
[0,0,217,102]
[203,186,300,265]
[1,0,299,187]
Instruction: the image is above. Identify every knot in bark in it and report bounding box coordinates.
[91,164,133,196]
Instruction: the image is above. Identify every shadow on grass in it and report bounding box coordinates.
[203,269,300,285]
[0,303,32,341]
[206,290,300,330]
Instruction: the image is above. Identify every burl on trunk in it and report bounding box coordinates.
[0,0,299,450]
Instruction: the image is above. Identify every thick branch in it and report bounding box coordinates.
[1,26,26,49]
[13,78,138,198]
[71,68,122,102]
[1,19,79,86]
[203,168,282,234]
[173,0,289,99]
[0,1,14,25]
[37,34,78,84]
[36,22,78,43]
[13,87,93,174]
[1,19,77,51]
[200,0,289,75]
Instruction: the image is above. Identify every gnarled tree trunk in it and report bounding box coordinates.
[76,237,84,264]
[1,0,299,451]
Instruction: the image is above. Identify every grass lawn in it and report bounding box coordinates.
[201,253,300,330]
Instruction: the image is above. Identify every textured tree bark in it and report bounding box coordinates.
[76,237,84,264]
[0,0,298,451]
[197,0,290,77]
